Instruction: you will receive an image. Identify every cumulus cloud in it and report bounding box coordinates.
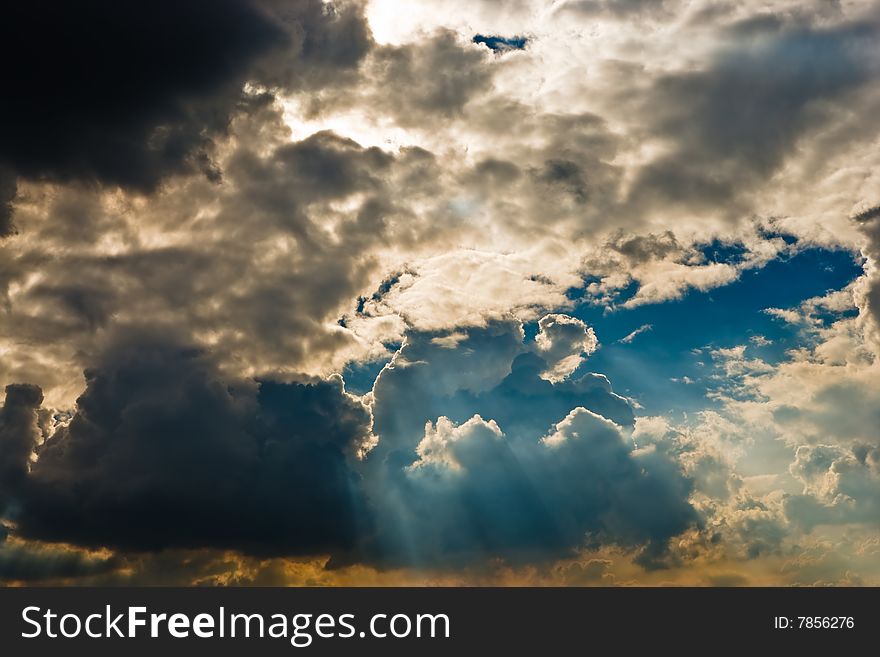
[356,250,581,332]
[786,444,880,530]
[533,314,598,381]
[0,331,374,556]
[580,229,790,309]
[361,408,695,566]
[1,112,451,406]
[0,322,701,572]
[369,317,633,462]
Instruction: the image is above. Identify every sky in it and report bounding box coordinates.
[1,0,879,586]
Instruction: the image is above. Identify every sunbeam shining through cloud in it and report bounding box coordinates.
[1,0,879,587]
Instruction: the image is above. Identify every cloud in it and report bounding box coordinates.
[369,317,633,462]
[533,314,598,381]
[361,408,696,566]
[581,230,789,309]
[1,330,374,556]
[0,321,698,571]
[629,413,791,561]
[628,19,880,216]
[0,540,119,583]
[0,168,15,237]
[559,0,681,20]
[0,384,44,513]
[854,205,880,354]
[786,443,880,530]
[357,250,580,332]
[305,29,494,128]
[618,324,653,344]
[0,0,372,195]
[346,317,700,567]
[2,0,880,584]
[1,114,453,406]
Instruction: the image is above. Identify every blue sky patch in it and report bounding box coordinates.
[558,247,863,415]
[473,34,528,52]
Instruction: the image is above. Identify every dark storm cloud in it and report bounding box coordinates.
[0,0,372,195]
[630,19,880,212]
[0,542,119,583]
[0,331,373,556]
[257,0,372,85]
[0,384,44,513]
[1,320,695,569]
[0,169,15,237]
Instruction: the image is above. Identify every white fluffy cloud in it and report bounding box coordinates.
[533,314,598,381]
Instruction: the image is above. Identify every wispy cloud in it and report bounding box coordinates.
[617,324,653,344]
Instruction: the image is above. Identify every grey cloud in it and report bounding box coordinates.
[856,205,880,352]
[560,0,681,20]
[0,0,373,205]
[1,331,374,556]
[608,231,682,263]
[0,324,698,570]
[772,380,880,446]
[246,130,394,206]
[255,0,372,89]
[369,319,633,462]
[348,319,697,567]
[449,105,626,237]
[629,19,880,214]
[1,117,444,396]
[305,29,494,128]
[0,542,119,584]
[358,407,696,567]
[0,384,44,513]
[532,159,590,205]
[27,282,118,332]
[369,321,527,459]
[371,30,493,123]
[467,158,523,188]
[0,169,15,237]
